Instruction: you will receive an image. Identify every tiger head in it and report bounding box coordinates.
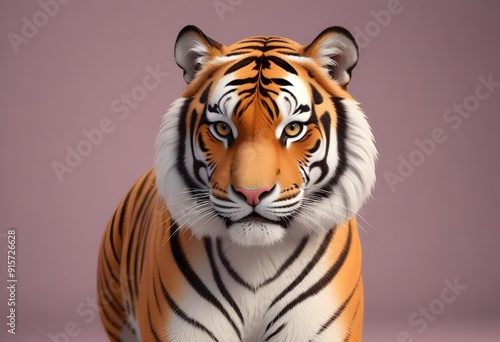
[155,25,377,246]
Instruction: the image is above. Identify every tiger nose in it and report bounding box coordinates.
[234,186,271,206]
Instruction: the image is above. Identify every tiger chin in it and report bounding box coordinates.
[98,25,377,342]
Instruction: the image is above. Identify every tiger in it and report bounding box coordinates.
[97,25,377,342]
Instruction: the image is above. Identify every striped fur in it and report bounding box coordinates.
[98,26,376,341]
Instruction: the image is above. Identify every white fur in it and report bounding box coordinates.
[155,98,228,241]
[164,232,342,341]
[289,98,377,238]
[314,32,358,86]
[175,32,211,83]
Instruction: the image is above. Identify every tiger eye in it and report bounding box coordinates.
[284,122,303,137]
[214,122,232,137]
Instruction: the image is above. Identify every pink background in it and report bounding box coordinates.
[1,0,499,341]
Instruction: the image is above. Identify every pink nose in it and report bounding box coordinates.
[234,186,271,206]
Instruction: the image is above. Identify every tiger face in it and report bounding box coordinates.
[156,26,376,246]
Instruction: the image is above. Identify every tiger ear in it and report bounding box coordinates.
[304,26,359,87]
[174,25,222,83]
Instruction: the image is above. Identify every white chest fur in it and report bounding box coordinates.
[166,231,348,342]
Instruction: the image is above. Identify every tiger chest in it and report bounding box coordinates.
[152,234,348,342]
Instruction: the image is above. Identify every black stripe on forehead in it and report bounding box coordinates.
[224,56,257,75]
[216,54,300,121]
[231,45,296,53]
[229,36,297,54]
[200,81,213,104]
[265,56,297,75]
[310,83,323,104]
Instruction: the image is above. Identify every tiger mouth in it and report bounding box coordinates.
[231,213,287,228]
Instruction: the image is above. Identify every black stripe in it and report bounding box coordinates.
[227,75,259,87]
[266,225,352,332]
[343,300,361,342]
[124,171,149,307]
[131,179,157,299]
[226,51,252,57]
[136,189,156,286]
[102,245,120,284]
[230,45,291,53]
[217,239,254,291]
[280,88,298,107]
[293,104,310,115]
[316,276,361,336]
[204,238,244,324]
[263,44,297,51]
[152,276,163,317]
[99,301,122,331]
[147,305,162,342]
[276,51,300,56]
[307,139,321,154]
[98,271,124,318]
[97,274,124,333]
[310,112,331,185]
[170,228,242,341]
[117,182,133,242]
[266,56,297,75]
[311,83,323,104]
[265,322,286,341]
[271,78,292,87]
[108,211,120,263]
[259,236,309,287]
[175,98,200,191]
[261,99,275,120]
[238,86,257,97]
[328,97,348,186]
[224,56,257,75]
[217,239,256,292]
[104,328,121,342]
[190,108,208,186]
[239,38,267,44]
[138,203,154,282]
[232,98,244,118]
[158,270,220,342]
[313,97,349,196]
[200,81,213,103]
[268,229,334,309]
[259,82,279,97]
[265,38,291,44]
[240,98,256,117]
[125,226,139,308]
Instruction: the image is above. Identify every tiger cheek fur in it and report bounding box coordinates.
[97,25,376,342]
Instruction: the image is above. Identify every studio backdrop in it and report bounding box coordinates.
[1,0,499,341]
